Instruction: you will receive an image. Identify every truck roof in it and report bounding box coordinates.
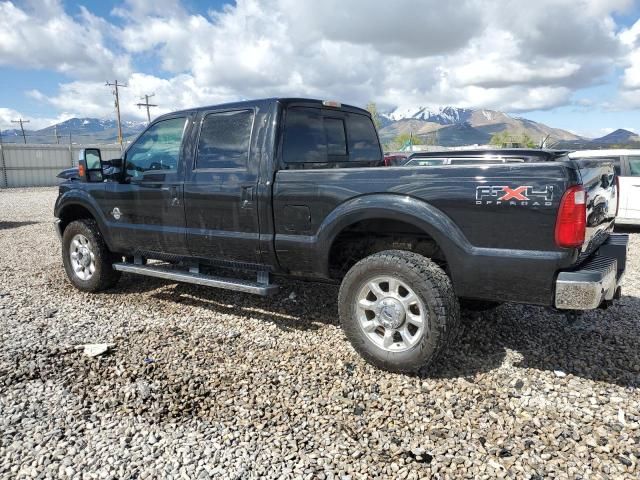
[156,97,371,120]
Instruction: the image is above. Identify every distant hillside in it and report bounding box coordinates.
[1,117,146,144]
[425,123,492,147]
[590,129,640,146]
[379,106,582,146]
[554,128,640,149]
[1,112,637,149]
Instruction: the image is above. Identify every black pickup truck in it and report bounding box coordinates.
[54,98,627,372]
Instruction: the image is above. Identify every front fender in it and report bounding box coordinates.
[54,188,114,249]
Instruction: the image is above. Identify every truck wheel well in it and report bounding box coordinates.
[328,219,447,279]
[59,204,95,233]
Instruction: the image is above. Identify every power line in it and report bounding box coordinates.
[11,118,30,144]
[136,93,158,123]
[106,80,127,148]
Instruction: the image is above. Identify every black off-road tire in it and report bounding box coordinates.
[61,219,121,292]
[338,250,460,373]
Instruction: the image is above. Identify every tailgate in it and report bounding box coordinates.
[571,157,618,257]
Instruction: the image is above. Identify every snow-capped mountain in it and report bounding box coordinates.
[384,106,474,124]
[1,117,147,143]
[379,106,583,146]
[37,118,147,136]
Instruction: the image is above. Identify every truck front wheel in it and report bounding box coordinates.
[338,250,460,373]
[61,219,121,292]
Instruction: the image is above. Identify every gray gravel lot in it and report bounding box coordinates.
[1,187,639,479]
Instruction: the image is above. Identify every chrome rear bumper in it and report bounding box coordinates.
[555,234,628,310]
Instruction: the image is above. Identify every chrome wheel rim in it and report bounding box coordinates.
[69,234,96,281]
[356,276,427,352]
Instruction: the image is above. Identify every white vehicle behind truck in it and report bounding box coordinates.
[569,149,640,226]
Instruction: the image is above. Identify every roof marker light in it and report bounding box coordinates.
[322,100,341,108]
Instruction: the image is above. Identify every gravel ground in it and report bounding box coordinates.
[1,187,639,479]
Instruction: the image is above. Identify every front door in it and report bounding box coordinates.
[105,116,190,256]
[622,155,640,221]
[183,109,261,264]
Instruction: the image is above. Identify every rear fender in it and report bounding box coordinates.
[316,194,470,283]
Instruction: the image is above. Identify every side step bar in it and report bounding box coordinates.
[113,263,279,296]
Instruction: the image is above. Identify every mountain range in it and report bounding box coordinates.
[380,106,568,145]
[0,118,146,144]
[0,109,638,148]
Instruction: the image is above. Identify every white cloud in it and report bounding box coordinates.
[1,0,637,129]
[0,107,25,130]
[0,106,69,130]
[0,0,130,79]
[610,18,640,108]
[108,0,627,112]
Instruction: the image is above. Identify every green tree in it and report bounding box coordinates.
[366,102,382,130]
[490,131,537,148]
[392,132,423,150]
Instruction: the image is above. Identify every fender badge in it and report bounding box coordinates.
[111,207,121,220]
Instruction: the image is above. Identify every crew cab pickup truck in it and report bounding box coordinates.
[54,98,628,372]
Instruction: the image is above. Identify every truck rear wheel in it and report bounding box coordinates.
[338,250,459,373]
[62,219,121,292]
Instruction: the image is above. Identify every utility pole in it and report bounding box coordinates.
[11,118,29,144]
[106,80,127,148]
[136,93,157,123]
[54,124,60,144]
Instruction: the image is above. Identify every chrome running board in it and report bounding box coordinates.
[113,263,279,296]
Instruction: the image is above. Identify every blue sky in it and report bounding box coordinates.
[0,0,639,138]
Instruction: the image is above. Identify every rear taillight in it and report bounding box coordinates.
[555,185,586,248]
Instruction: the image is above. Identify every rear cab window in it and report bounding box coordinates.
[406,158,447,166]
[282,106,382,167]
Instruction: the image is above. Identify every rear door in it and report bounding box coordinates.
[622,155,640,221]
[183,108,260,263]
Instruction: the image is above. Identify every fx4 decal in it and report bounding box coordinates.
[476,185,554,206]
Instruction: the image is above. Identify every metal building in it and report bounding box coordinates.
[0,144,122,188]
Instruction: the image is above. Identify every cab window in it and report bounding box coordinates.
[196,110,254,169]
[580,156,621,175]
[628,156,640,176]
[125,117,187,179]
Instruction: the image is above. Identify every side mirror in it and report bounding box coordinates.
[78,148,103,182]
